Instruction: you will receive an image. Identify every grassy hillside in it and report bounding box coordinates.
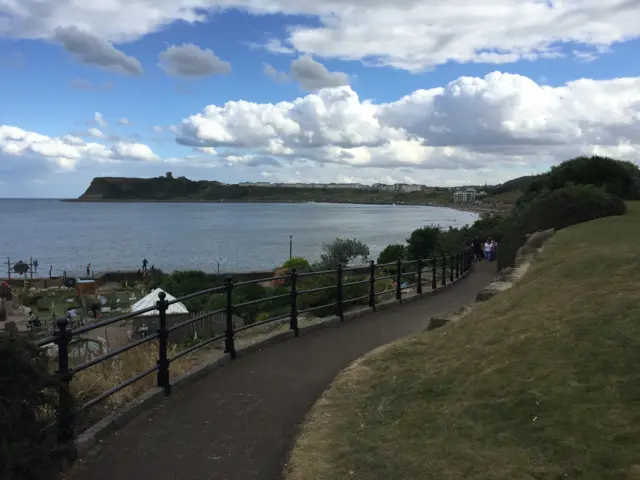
[287,202,640,480]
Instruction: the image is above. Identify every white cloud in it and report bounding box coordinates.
[53,26,143,75]
[263,63,289,83]
[289,55,349,91]
[2,1,639,72]
[87,127,105,138]
[0,125,160,172]
[117,118,132,125]
[158,44,231,77]
[175,72,640,174]
[89,112,108,128]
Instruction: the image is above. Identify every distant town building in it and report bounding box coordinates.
[231,181,429,192]
[395,183,423,193]
[166,172,173,179]
[453,188,477,204]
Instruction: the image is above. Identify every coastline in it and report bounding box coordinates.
[62,198,495,215]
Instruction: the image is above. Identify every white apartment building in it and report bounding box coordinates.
[395,183,423,193]
[453,188,477,204]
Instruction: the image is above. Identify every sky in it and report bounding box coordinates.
[1,0,639,198]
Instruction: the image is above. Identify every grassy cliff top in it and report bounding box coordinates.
[287,202,640,480]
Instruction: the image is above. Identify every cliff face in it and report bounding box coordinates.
[78,176,219,200]
[75,175,456,204]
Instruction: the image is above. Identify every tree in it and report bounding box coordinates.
[377,244,407,264]
[406,226,441,260]
[319,238,370,268]
[1,333,65,479]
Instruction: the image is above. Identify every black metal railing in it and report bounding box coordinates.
[37,248,474,446]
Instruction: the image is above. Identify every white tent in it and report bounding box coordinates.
[130,288,189,316]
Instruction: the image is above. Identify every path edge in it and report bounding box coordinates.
[74,266,475,458]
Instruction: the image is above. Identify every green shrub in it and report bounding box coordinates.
[282,257,311,272]
[525,156,640,201]
[498,184,626,268]
[406,226,441,260]
[377,244,407,265]
[0,334,65,480]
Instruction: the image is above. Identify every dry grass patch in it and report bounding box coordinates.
[287,202,640,480]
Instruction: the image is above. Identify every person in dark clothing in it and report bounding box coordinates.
[142,258,148,271]
[472,236,482,262]
[86,263,91,276]
[49,264,53,278]
[33,259,39,273]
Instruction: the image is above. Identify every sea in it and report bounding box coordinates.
[0,200,477,275]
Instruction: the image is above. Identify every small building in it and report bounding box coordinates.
[75,279,97,297]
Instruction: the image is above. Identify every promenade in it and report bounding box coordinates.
[67,262,496,480]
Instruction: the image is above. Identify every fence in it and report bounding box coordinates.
[35,249,473,447]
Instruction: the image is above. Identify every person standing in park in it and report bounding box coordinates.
[86,263,91,276]
[142,258,148,271]
[33,259,38,273]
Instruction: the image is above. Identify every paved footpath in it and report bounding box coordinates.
[68,263,496,480]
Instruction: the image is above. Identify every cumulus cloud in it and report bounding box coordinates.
[117,118,132,126]
[289,55,349,91]
[175,72,640,173]
[158,44,231,78]
[0,125,160,172]
[53,26,143,75]
[87,128,106,139]
[2,0,639,72]
[263,63,289,83]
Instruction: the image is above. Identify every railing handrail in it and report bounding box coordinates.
[42,247,475,446]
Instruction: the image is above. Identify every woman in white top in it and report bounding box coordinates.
[484,240,492,262]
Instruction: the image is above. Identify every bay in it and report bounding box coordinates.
[0,200,477,275]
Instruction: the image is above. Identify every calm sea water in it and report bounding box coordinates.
[0,200,477,275]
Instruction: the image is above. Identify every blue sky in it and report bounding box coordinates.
[1,0,639,197]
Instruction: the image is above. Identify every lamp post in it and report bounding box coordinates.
[289,235,293,260]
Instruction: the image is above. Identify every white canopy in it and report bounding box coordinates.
[130,288,189,316]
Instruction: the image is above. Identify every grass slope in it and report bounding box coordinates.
[287,202,640,480]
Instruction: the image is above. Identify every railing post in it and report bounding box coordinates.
[224,277,236,359]
[431,257,437,290]
[416,257,423,295]
[449,255,454,282]
[456,252,460,278]
[441,255,446,287]
[465,250,470,272]
[290,268,299,337]
[368,260,376,311]
[156,291,170,396]
[336,264,344,321]
[395,259,402,301]
[55,317,74,445]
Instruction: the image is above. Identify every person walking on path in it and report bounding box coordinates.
[472,236,482,262]
[484,239,492,262]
